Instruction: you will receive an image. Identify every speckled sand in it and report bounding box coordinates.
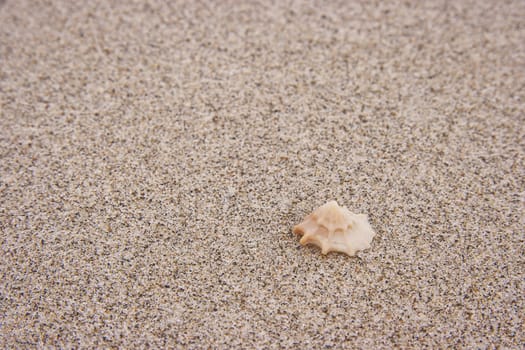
[1,1,524,348]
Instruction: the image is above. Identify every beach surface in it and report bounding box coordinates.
[1,1,524,348]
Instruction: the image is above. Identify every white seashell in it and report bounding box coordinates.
[292,200,375,256]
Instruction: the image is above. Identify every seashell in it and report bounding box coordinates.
[292,200,375,256]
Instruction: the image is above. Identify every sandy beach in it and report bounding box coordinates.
[1,1,524,348]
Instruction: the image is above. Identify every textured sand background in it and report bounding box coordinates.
[1,0,524,348]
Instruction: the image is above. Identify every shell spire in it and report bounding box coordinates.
[292,200,375,256]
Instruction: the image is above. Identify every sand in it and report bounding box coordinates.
[1,0,524,348]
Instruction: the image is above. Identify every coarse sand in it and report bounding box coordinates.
[1,0,524,348]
